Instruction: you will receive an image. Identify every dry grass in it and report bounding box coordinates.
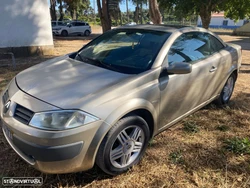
[0,34,250,188]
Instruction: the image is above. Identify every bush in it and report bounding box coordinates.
[224,137,250,155]
[183,121,199,133]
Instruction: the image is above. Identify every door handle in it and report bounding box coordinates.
[209,66,217,72]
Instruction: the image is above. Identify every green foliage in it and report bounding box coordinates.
[158,0,250,28]
[158,0,223,17]
[169,150,184,164]
[64,0,90,19]
[183,121,199,133]
[224,137,250,155]
[224,0,250,21]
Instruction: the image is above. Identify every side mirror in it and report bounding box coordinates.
[167,62,192,74]
[68,24,72,28]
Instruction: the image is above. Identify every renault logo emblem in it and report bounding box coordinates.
[3,100,11,114]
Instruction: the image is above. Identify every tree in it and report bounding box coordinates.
[134,5,139,23]
[50,0,57,21]
[159,0,250,29]
[57,0,64,21]
[224,0,250,21]
[97,0,112,32]
[149,0,162,24]
[132,0,147,24]
[158,0,223,28]
[64,0,90,20]
[109,0,122,25]
[126,0,129,22]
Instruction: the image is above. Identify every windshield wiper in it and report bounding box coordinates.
[92,58,121,72]
[76,53,85,62]
[78,54,121,72]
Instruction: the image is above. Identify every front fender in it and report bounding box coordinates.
[104,98,158,130]
[84,98,158,167]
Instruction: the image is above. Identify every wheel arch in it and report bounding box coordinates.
[104,98,158,139]
[232,69,238,81]
[86,99,158,167]
[122,109,154,139]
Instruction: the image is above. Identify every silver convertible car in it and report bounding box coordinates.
[0,25,241,175]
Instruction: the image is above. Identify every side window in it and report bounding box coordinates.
[76,22,86,26]
[209,34,225,54]
[223,20,228,26]
[168,32,211,65]
[58,22,66,26]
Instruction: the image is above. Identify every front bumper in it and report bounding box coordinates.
[52,30,62,35]
[0,79,110,174]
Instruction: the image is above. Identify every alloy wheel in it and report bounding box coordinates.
[223,76,234,101]
[110,125,145,168]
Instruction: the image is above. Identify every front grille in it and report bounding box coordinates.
[2,90,9,104]
[14,104,34,125]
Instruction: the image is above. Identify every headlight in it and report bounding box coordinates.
[29,110,99,130]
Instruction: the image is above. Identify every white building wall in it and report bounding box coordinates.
[210,18,244,26]
[0,0,53,48]
[197,16,246,29]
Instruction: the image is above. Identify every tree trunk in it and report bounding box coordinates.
[149,0,162,24]
[97,0,111,32]
[119,10,122,25]
[50,0,57,21]
[58,0,64,21]
[140,2,143,24]
[126,0,129,22]
[134,1,139,24]
[199,3,212,29]
[73,9,77,20]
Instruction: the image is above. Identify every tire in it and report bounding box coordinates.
[61,30,68,37]
[84,30,90,36]
[215,73,236,105]
[96,116,150,175]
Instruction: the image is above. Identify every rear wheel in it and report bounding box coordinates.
[96,116,150,175]
[61,30,68,37]
[215,73,236,105]
[84,30,90,36]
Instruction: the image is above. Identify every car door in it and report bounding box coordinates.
[205,34,230,98]
[78,22,87,34]
[68,22,77,35]
[73,22,81,34]
[158,32,221,130]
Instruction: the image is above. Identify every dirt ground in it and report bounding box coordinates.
[0,29,250,188]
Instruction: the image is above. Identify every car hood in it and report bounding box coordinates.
[16,56,132,109]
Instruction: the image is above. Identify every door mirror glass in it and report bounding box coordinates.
[167,62,192,74]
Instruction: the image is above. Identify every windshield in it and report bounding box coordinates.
[75,29,170,74]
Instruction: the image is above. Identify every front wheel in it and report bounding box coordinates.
[61,30,68,37]
[96,116,150,175]
[215,73,236,105]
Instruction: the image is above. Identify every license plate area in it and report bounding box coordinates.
[2,122,13,140]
